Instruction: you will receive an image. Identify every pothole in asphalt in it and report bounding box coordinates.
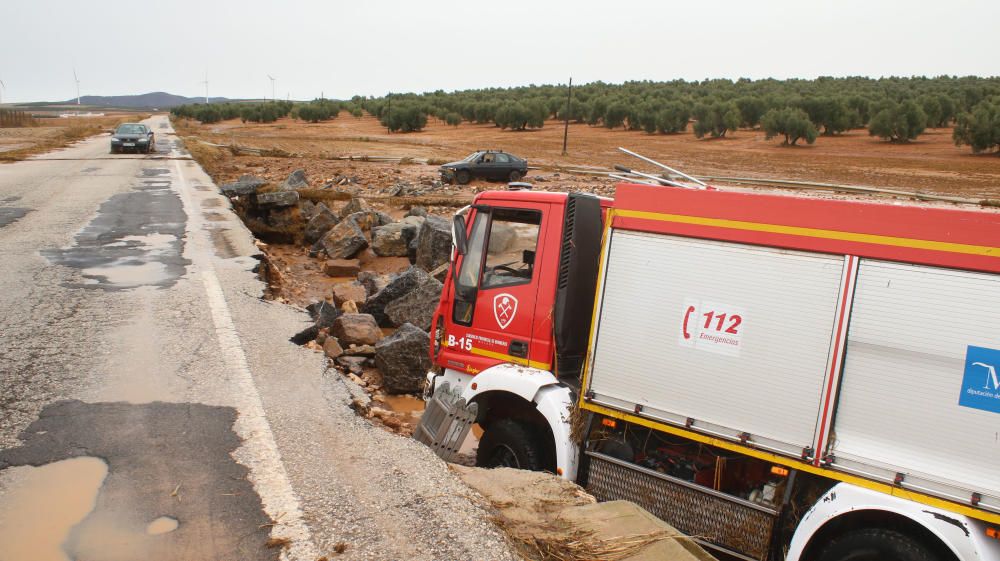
[0,456,108,561]
[146,516,179,535]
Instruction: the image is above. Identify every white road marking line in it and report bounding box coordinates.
[172,156,319,561]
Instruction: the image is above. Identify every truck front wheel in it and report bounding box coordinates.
[476,419,544,471]
[817,529,940,561]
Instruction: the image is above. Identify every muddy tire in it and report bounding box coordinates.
[816,529,940,561]
[455,170,471,185]
[476,419,544,471]
[508,170,522,182]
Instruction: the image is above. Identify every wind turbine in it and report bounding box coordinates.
[73,68,81,105]
[201,71,209,104]
[267,75,276,102]
[0,79,5,106]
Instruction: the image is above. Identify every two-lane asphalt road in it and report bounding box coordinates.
[0,116,515,561]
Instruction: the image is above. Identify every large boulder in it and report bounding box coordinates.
[375,323,432,394]
[415,215,452,272]
[279,169,309,191]
[339,197,371,219]
[363,266,431,326]
[371,222,418,257]
[321,218,368,259]
[384,278,443,331]
[220,175,267,197]
[304,203,339,243]
[306,300,341,329]
[255,190,299,207]
[331,313,383,346]
[346,210,394,235]
[332,281,368,307]
[324,258,361,277]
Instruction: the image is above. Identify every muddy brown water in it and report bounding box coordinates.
[0,456,108,561]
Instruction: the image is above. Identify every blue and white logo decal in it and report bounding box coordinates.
[959,345,1000,414]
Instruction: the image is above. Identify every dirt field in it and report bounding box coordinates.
[0,113,147,161]
[176,113,1000,199]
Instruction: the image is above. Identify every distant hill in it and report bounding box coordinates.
[74,92,233,109]
[21,92,240,109]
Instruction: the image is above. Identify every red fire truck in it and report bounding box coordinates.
[426,181,1000,561]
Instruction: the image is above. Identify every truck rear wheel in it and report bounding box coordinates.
[476,419,544,471]
[817,528,940,561]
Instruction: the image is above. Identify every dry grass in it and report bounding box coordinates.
[182,139,227,177]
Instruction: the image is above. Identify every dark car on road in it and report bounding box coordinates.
[439,150,528,185]
[110,123,155,154]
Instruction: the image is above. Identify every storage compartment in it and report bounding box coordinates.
[586,231,848,456]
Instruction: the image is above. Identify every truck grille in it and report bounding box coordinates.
[584,451,779,561]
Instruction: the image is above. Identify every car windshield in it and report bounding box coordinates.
[461,152,483,163]
[116,124,145,134]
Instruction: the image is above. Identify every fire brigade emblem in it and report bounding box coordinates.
[493,293,518,330]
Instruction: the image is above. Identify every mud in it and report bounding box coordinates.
[0,456,108,561]
[42,167,189,290]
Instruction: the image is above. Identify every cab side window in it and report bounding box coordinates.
[482,208,540,289]
[452,212,490,325]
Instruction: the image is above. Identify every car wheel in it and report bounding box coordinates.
[476,419,545,471]
[508,170,523,182]
[816,529,940,561]
[455,170,471,185]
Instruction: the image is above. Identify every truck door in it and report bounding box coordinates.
[445,203,551,373]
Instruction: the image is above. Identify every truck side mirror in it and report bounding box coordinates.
[453,215,468,256]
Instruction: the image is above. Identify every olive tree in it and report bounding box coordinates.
[692,101,741,138]
[761,107,818,145]
[953,100,1000,154]
[868,100,927,142]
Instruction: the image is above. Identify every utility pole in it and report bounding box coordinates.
[561,77,572,155]
[386,94,391,134]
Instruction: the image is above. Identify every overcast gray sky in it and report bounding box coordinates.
[2,0,997,103]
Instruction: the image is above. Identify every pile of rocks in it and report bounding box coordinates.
[297,265,444,394]
[294,200,453,397]
[223,170,453,398]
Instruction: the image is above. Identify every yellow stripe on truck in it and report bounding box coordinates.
[616,209,1000,257]
[469,346,551,371]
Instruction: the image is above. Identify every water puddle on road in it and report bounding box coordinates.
[145,516,179,535]
[82,260,171,288]
[0,456,108,561]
